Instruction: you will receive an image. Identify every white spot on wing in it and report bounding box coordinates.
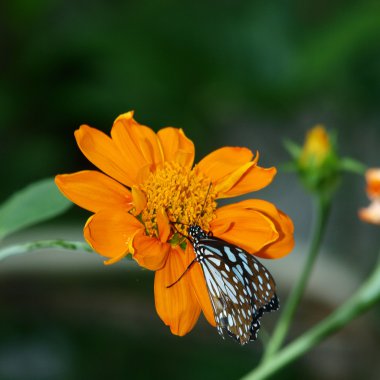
[243,262,253,276]
[232,267,244,284]
[203,245,224,257]
[209,257,221,266]
[224,246,236,262]
[239,253,248,264]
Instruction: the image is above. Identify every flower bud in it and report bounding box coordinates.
[300,125,331,169]
[297,125,340,197]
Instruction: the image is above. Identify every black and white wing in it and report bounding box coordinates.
[195,237,279,345]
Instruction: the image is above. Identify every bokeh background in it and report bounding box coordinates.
[1,1,380,379]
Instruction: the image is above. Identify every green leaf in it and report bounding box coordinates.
[283,139,302,160]
[340,157,367,175]
[0,178,72,240]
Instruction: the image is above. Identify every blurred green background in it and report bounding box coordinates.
[1,1,380,379]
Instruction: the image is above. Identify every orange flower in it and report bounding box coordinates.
[55,111,294,336]
[359,169,380,225]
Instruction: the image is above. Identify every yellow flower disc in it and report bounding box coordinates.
[139,162,216,237]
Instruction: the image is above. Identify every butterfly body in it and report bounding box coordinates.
[188,224,279,345]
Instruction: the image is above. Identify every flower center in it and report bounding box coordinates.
[139,162,216,239]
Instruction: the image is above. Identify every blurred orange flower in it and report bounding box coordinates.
[55,111,294,336]
[359,169,380,225]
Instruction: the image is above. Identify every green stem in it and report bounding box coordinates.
[241,258,380,380]
[0,240,93,261]
[262,195,331,362]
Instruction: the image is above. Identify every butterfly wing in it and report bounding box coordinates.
[195,237,279,345]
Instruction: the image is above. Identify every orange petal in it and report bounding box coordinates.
[196,147,254,181]
[156,208,171,243]
[262,210,294,258]
[186,245,216,327]
[365,169,380,199]
[197,148,276,197]
[217,165,277,198]
[359,200,380,225]
[214,199,294,259]
[75,125,136,186]
[252,201,295,259]
[154,247,201,336]
[157,127,195,168]
[213,161,255,196]
[131,186,147,214]
[133,233,171,271]
[111,112,164,176]
[210,201,280,254]
[83,209,143,259]
[55,171,132,213]
[104,232,135,265]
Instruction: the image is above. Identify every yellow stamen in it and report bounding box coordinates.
[135,162,216,240]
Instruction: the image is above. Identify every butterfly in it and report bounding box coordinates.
[169,223,279,345]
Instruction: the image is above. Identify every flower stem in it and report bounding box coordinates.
[0,240,93,261]
[262,195,331,362]
[241,257,380,380]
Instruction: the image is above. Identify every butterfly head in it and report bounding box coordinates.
[188,224,208,243]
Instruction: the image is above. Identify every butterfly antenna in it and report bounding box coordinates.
[171,221,185,236]
[166,258,197,288]
[166,183,212,289]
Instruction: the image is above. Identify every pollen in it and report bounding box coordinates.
[137,162,216,239]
